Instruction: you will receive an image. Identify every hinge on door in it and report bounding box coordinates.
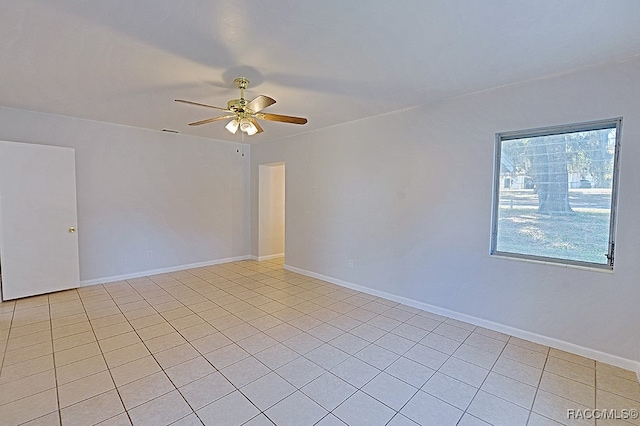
[605,242,615,267]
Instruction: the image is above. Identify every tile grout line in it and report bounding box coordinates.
[0,301,16,382]
[77,284,135,426]
[450,323,497,426]
[47,293,65,426]
[526,344,551,425]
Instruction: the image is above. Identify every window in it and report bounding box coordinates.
[491,118,622,269]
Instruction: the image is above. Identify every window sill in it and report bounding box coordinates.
[490,254,614,274]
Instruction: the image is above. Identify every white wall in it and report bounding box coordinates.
[258,163,285,259]
[0,107,251,283]
[251,57,640,368]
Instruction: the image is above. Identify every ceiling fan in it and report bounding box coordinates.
[175,77,307,136]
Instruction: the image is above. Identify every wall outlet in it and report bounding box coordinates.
[348,259,354,268]
[146,251,153,259]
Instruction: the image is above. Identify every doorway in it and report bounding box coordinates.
[258,163,285,261]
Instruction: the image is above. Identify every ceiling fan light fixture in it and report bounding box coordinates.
[176,76,307,136]
[239,118,258,135]
[245,124,258,136]
[225,119,239,134]
[239,118,251,132]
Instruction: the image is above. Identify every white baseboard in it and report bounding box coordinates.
[80,255,252,286]
[285,264,640,376]
[257,253,284,261]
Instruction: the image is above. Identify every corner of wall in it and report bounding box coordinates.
[636,362,640,384]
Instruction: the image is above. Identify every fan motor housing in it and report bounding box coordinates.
[227,98,247,112]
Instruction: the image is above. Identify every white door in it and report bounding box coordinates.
[0,141,80,300]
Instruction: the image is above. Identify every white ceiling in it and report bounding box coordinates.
[1,1,639,143]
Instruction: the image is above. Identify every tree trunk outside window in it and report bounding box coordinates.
[531,135,573,214]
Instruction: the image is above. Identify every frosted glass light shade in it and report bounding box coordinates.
[225,119,239,134]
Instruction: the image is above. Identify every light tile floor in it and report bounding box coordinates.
[0,258,638,426]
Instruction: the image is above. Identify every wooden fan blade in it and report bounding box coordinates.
[188,115,236,126]
[175,99,230,111]
[247,95,276,113]
[256,113,307,125]
[248,117,264,134]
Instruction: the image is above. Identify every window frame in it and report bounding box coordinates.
[490,118,622,270]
